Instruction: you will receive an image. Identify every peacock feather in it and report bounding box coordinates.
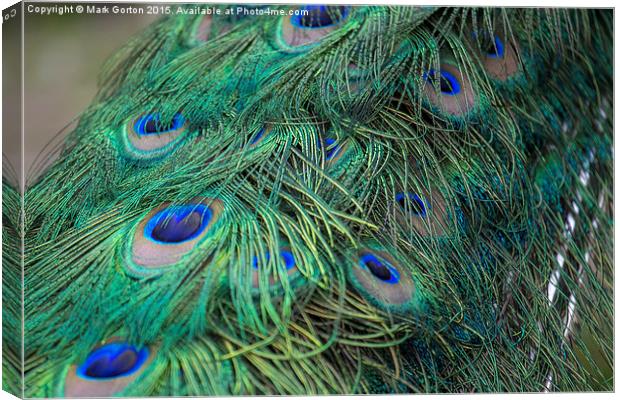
[2,4,613,396]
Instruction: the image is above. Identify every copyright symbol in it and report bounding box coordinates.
[75,5,83,13]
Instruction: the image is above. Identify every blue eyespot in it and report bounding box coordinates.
[144,205,212,244]
[134,113,185,136]
[359,253,400,284]
[290,5,350,29]
[77,343,149,380]
[280,250,295,270]
[250,127,266,145]
[251,252,270,269]
[424,69,461,95]
[472,31,505,59]
[396,192,428,217]
[320,137,342,160]
[252,250,295,270]
[486,36,505,58]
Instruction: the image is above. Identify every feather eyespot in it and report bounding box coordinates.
[424,69,461,96]
[280,250,296,270]
[319,136,343,161]
[422,63,475,115]
[63,339,155,397]
[396,192,428,217]
[473,31,520,81]
[77,343,149,380]
[249,126,267,146]
[192,15,213,42]
[127,199,224,273]
[246,125,273,148]
[276,5,351,51]
[472,31,505,59]
[121,112,188,161]
[290,5,350,29]
[348,248,416,312]
[359,253,400,284]
[250,247,300,292]
[317,134,352,166]
[394,188,450,237]
[485,36,505,58]
[190,14,232,44]
[144,205,212,244]
[250,127,266,145]
[134,113,185,136]
[252,250,296,271]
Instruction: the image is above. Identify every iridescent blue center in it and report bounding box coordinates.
[473,31,505,59]
[424,69,461,95]
[77,343,148,380]
[484,35,505,58]
[359,253,400,284]
[134,113,185,136]
[396,192,428,217]
[291,5,350,29]
[250,127,266,145]
[320,137,342,160]
[252,250,296,270]
[144,205,212,244]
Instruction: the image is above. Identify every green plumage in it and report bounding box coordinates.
[3,5,613,396]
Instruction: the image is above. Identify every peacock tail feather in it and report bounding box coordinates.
[3,4,613,396]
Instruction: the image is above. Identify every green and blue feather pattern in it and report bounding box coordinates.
[2,4,613,396]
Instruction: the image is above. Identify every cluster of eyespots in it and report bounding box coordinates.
[358,252,400,284]
[133,113,185,136]
[396,192,428,217]
[144,205,212,244]
[291,5,350,29]
[76,343,149,380]
[423,69,461,96]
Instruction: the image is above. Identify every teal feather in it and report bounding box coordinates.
[3,5,612,396]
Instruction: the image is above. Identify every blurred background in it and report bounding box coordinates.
[22,5,156,177]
